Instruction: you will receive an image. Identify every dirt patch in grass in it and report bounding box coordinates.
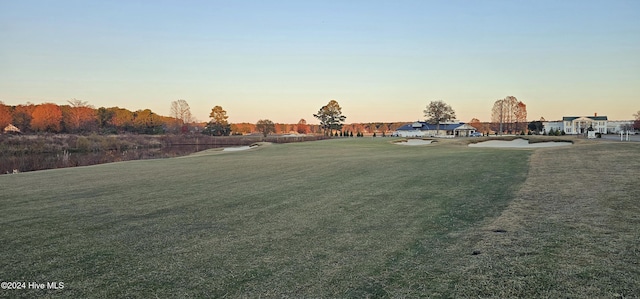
[468,138,572,148]
[393,139,435,146]
[452,142,640,297]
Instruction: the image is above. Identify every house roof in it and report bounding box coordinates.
[3,124,21,133]
[563,116,608,121]
[397,122,471,131]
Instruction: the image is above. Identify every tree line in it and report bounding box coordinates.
[0,100,182,134]
[0,99,411,136]
[10,96,620,137]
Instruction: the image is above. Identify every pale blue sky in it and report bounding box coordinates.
[1,0,638,123]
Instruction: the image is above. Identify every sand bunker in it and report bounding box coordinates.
[395,139,434,146]
[469,139,572,148]
[222,145,256,152]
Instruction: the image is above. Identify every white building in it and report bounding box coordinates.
[542,115,635,135]
[542,121,563,134]
[394,121,478,137]
[562,115,608,134]
[607,120,635,134]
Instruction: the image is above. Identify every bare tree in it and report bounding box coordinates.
[491,96,524,134]
[170,99,193,124]
[68,98,92,108]
[515,101,527,133]
[424,100,456,136]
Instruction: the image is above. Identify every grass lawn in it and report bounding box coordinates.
[1,137,638,298]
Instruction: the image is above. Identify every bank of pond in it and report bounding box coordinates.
[0,134,326,174]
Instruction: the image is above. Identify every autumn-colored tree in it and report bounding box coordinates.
[374,123,390,134]
[283,123,293,133]
[424,100,456,135]
[209,106,229,124]
[63,99,97,133]
[31,103,63,132]
[345,123,365,135]
[274,123,289,134]
[12,104,35,132]
[468,118,483,131]
[468,119,492,134]
[389,122,408,132]
[133,109,164,134]
[256,119,276,137]
[0,102,12,129]
[96,107,115,131]
[109,107,135,132]
[296,118,309,134]
[515,101,527,132]
[307,123,320,134]
[230,123,255,135]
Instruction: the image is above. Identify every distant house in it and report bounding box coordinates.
[607,120,635,134]
[542,121,563,134]
[562,115,608,134]
[541,114,624,135]
[394,121,477,137]
[3,124,21,134]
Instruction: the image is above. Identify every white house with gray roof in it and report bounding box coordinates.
[543,115,637,135]
[562,115,608,134]
[393,121,477,137]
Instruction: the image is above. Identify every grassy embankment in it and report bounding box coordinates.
[1,137,638,297]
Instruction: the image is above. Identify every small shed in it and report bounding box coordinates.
[3,124,21,134]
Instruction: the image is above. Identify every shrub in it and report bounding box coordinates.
[76,136,91,152]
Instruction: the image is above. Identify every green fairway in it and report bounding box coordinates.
[1,138,638,298]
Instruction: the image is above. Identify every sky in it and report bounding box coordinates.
[1,0,638,124]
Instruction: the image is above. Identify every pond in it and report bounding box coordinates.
[1,144,224,174]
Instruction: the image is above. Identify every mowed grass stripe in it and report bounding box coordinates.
[2,138,532,297]
[451,142,640,298]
